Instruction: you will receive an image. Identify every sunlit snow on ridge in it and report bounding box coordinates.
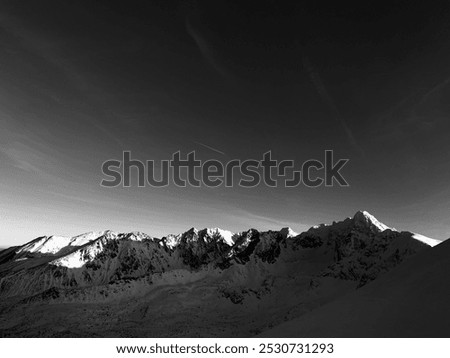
[411,233,440,247]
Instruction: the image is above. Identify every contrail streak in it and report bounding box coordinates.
[186,17,232,80]
[415,76,450,108]
[193,140,226,155]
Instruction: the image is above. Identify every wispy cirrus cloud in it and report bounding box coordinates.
[0,10,124,148]
[367,79,450,143]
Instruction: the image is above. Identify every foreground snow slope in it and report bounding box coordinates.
[260,238,450,337]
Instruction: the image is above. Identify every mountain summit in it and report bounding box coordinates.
[352,210,392,232]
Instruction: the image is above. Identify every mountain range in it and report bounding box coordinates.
[0,210,446,337]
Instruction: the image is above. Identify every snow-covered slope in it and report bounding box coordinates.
[411,233,441,246]
[260,238,450,337]
[16,235,73,255]
[15,231,111,255]
[51,231,120,268]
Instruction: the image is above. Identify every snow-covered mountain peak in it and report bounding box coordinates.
[163,227,236,248]
[163,233,181,249]
[202,228,235,246]
[69,231,111,246]
[122,231,153,241]
[352,210,392,232]
[280,227,299,239]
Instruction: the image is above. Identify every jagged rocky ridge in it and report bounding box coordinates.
[0,211,438,302]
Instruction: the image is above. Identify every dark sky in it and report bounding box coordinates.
[1,0,450,245]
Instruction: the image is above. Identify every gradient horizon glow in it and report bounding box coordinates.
[1,1,450,246]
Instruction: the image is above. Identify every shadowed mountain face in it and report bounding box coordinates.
[0,211,441,337]
[260,238,450,338]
